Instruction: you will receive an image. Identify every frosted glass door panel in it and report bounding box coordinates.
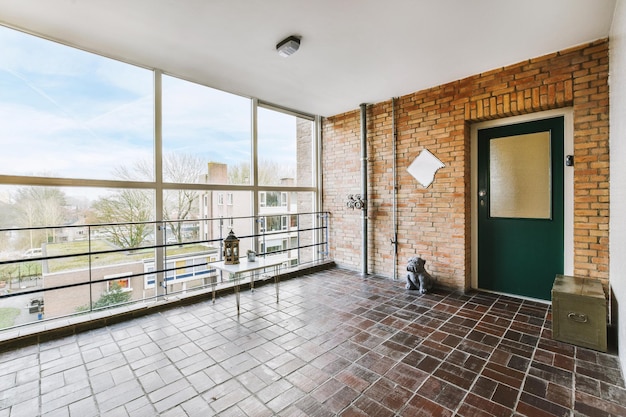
[489,132,551,219]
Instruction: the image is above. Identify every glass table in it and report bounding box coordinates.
[212,258,283,314]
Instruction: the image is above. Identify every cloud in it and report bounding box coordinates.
[0,25,303,191]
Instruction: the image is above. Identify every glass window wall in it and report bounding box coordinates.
[0,25,319,327]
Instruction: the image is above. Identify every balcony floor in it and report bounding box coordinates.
[1,268,625,416]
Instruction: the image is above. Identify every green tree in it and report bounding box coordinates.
[76,282,132,312]
[92,283,132,309]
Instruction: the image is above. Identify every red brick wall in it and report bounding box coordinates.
[322,39,609,292]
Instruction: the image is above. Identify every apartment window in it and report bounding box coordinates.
[266,216,281,232]
[194,256,214,275]
[259,191,287,208]
[217,193,224,205]
[227,193,234,205]
[145,266,156,288]
[266,244,281,254]
[166,261,175,281]
[281,216,288,231]
[106,273,132,292]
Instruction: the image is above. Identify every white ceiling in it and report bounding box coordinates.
[0,0,617,117]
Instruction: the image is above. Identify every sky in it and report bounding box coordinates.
[0,24,298,196]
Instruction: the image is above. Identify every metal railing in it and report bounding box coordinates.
[0,212,329,331]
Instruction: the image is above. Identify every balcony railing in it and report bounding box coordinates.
[0,212,329,333]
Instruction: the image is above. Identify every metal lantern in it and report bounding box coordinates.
[223,230,240,265]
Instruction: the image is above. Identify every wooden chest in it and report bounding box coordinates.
[551,274,607,352]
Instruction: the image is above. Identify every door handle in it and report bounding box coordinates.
[478,190,487,206]
[567,312,588,323]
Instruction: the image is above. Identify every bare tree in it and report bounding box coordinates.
[163,153,205,242]
[92,189,153,249]
[92,153,205,248]
[227,162,250,185]
[227,159,294,185]
[14,186,67,248]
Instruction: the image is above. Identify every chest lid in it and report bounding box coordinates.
[552,274,605,299]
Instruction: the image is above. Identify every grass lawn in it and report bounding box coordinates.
[0,239,216,277]
[0,307,20,329]
[46,240,216,272]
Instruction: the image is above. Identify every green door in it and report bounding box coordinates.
[477,117,564,300]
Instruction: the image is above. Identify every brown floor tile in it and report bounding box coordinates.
[418,375,467,410]
[0,268,624,416]
[402,393,455,417]
[517,391,571,417]
[363,376,413,411]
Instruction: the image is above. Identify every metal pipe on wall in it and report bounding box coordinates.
[360,103,368,276]
[391,97,398,280]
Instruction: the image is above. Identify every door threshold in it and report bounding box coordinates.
[474,287,552,305]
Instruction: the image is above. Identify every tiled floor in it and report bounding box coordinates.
[1,268,625,417]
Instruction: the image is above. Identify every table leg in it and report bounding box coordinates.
[251,270,255,293]
[235,274,240,314]
[274,265,280,303]
[211,273,219,304]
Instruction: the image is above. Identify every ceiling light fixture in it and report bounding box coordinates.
[276,35,300,57]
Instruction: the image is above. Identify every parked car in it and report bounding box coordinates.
[22,248,42,258]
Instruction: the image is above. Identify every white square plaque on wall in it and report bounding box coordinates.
[407,149,445,188]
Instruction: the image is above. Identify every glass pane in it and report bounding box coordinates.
[257,191,317,265]
[196,189,253,251]
[489,132,551,219]
[162,188,202,239]
[163,188,252,244]
[0,183,156,256]
[0,26,154,180]
[257,107,314,187]
[0,184,159,324]
[162,75,252,185]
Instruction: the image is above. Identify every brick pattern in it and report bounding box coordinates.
[297,118,315,264]
[322,113,365,268]
[322,39,610,291]
[1,269,624,416]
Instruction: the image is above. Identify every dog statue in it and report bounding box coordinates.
[406,256,434,294]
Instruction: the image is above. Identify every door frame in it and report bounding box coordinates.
[470,108,574,297]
